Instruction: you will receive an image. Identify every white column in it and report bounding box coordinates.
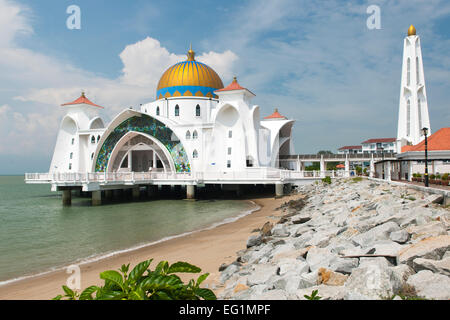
[153,151,157,168]
[369,154,375,178]
[345,155,350,178]
[386,161,392,181]
[128,151,132,171]
[320,155,325,178]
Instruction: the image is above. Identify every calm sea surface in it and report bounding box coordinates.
[0,176,255,283]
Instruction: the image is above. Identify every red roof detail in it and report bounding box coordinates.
[336,164,345,168]
[61,92,104,109]
[338,145,362,150]
[264,108,287,120]
[401,127,450,153]
[215,77,246,92]
[361,138,396,144]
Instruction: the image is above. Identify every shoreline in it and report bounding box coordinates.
[0,194,298,300]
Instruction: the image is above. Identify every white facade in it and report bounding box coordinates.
[49,54,295,176]
[361,140,397,154]
[396,25,431,151]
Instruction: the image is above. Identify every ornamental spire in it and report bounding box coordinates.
[187,43,195,61]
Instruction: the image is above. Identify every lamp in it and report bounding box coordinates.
[422,127,429,187]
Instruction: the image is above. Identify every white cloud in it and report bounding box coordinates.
[0,1,237,160]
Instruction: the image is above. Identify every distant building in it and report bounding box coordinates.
[337,145,362,154]
[361,138,397,154]
[396,127,450,180]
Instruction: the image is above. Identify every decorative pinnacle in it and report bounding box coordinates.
[408,24,416,36]
[187,43,195,61]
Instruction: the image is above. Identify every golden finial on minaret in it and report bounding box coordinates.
[187,43,195,61]
[408,24,416,36]
[232,76,237,83]
[81,91,85,97]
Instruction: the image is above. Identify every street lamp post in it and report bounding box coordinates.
[422,127,429,187]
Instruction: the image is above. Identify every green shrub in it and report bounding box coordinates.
[53,259,216,300]
[351,177,363,182]
[435,174,441,179]
[304,289,321,300]
[430,174,436,180]
[321,176,332,184]
[442,173,449,180]
[416,173,422,178]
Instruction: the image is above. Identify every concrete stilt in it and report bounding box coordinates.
[132,187,140,200]
[147,185,158,198]
[92,190,102,206]
[113,189,122,199]
[186,185,195,199]
[105,190,113,200]
[275,183,284,197]
[62,189,71,206]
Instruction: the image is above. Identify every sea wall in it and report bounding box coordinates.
[217,178,450,300]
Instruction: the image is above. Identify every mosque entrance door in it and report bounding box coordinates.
[109,132,174,173]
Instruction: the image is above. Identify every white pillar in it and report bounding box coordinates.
[345,155,350,178]
[320,155,326,178]
[92,190,102,206]
[369,154,375,178]
[186,185,195,199]
[386,161,392,181]
[275,183,284,197]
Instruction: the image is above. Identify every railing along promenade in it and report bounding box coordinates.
[279,152,396,162]
[25,169,349,185]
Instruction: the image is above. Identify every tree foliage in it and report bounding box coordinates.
[53,259,216,300]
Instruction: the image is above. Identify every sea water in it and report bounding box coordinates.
[0,176,256,283]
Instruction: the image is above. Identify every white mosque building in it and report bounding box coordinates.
[43,46,296,203]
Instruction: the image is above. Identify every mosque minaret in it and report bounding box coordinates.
[397,25,431,150]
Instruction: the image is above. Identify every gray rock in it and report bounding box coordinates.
[296,285,346,300]
[390,264,415,283]
[344,292,372,300]
[329,257,359,274]
[277,258,309,275]
[407,221,447,242]
[271,224,290,237]
[246,234,262,248]
[247,244,273,264]
[220,264,240,284]
[344,262,401,299]
[247,264,278,286]
[291,213,311,224]
[397,235,450,267]
[425,194,444,204]
[298,271,318,289]
[406,270,450,300]
[412,257,450,276]
[250,289,288,300]
[306,247,338,272]
[367,240,405,256]
[351,221,400,247]
[390,229,410,244]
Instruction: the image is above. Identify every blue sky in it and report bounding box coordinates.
[0,0,449,174]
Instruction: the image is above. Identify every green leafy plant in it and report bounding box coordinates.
[304,289,322,300]
[321,176,332,184]
[351,177,363,182]
[442,173,449,180]
[53,259,216,300]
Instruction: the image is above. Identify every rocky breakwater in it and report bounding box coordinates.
[217,178,450,300]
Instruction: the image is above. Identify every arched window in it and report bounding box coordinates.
[186,130,191,140]
[175,105,180,116]
[156,106,160,116]
[407,58,411,86]
[91,136,96,144]
[91,153,94,160]
[406,99,411,136]
[193,150,198,159]
[195,104,201,117]
[70,152,73,160]
[69,163,72,170]
[416,57,420,85]
[71,138,75,145]
[418,99,422,132]
[97,135,100,143]
[192,130,198,140]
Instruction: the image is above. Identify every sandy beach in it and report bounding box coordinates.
[0,194,299,300]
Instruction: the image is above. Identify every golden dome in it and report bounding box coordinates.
[408,24,416,36]
[156,46,224,99]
